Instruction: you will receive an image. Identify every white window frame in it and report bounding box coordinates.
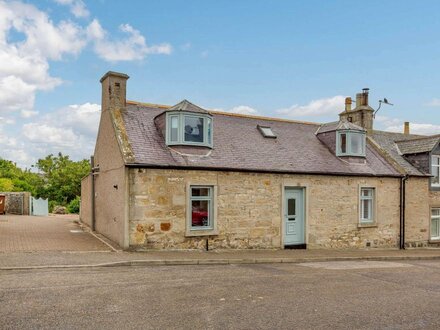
[166,112,213,148]
[359,187,375,224]
[185,184,218,237]
[336,130,366,157]
[431,155,440,187]
[431,208,440,240]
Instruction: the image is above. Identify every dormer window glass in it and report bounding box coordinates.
[432,155,440,187]
[166,112,213,147]
[336,130,366,157]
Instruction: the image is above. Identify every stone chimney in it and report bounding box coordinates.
[345,97,352,112]
[100,71,129,113]
[339,88,374,132]
[404,121,410,135]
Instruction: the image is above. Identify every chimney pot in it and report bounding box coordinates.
[404,121,410,135]
[345,97,352,112]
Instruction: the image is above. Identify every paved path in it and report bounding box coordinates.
[1,214,440,269]
[0,214,111,252]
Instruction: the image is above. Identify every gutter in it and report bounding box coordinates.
[400,175,409,249]
[125,163,405,178]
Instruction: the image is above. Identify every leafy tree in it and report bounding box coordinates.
[0,178,14,191]
[34,153,90,205]
[0,154,90,211]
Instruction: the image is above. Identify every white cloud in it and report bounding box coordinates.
[384,123,440,136]
[277,96,345,117]
[0,0,84,115]
[212,105,259,115]
[0,116,15,125]
[229,105,259,115]
[376,115,440,135]
[46,102,101,136]
[20,109,39,118]
[87,19,172,62]
[54,0,90,18]
[23,123,79,148]
[425,98,440,107]
[0,1,171,118]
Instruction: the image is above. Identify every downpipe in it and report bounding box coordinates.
[400,175,408,249]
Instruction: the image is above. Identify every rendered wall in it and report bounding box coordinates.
[80,175,92,227]
[128,168,401,250]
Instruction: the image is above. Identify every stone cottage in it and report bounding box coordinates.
[80,71,440,250]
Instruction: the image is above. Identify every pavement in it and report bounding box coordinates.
[2,214,440,270]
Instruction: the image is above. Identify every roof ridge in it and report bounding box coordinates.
[127,99,320,126]
[394,134,440,143]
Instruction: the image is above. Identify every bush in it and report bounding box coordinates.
[53,205,67,214]
[48,200,57,213]
[67,196,80,214]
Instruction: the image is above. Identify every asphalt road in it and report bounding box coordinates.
[1,260,440,329]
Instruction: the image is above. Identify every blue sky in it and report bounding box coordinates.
[1,0,440,168]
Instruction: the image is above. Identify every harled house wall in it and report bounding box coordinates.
[92,107,128,248]
[128,168,400,250]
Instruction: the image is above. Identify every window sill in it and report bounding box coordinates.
[357,223,377,228]
[429,238,440,243]
[185,229,219,237]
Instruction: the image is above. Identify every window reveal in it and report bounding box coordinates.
[360,187,375,223]
[190,186,213,229]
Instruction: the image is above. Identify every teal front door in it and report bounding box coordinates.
[284,188,305,246]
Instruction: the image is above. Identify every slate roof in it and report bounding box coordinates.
[395,135,440,155]
[316,120,365,134]
[370,131,430,176]
[118,102,401,177]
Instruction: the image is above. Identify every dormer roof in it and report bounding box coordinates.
[316,120,365,135]
[167,99,209,114]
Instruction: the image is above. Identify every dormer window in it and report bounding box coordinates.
[166,112,213,147]
[432,155,440,187]
[336,130,366,157]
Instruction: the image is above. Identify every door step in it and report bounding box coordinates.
[284,244,307,250]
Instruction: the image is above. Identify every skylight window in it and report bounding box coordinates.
[258,125,276,138]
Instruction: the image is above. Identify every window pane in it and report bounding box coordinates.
[351,133,363,154]
[362,188,372,197]
[170,116,179,142]
[207,118,212,144]
[432,219,439,238]
[432,167,440,185]
[432,208,440,218]
[362,199,371,220]
[432,157,440,185]
[184,116,204,143]
[287,198,296,216]
[340,133,346,153]
[192,200,210,227]
[192,187,211,197]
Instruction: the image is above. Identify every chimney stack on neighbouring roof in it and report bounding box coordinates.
[100,71,130,113]
[339,88,374,132]
[345,97,352,112]
[404,121,410,135]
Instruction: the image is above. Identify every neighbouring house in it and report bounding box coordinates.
[80,71,440,250]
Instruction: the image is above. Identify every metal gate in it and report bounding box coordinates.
[31,197,49,216]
